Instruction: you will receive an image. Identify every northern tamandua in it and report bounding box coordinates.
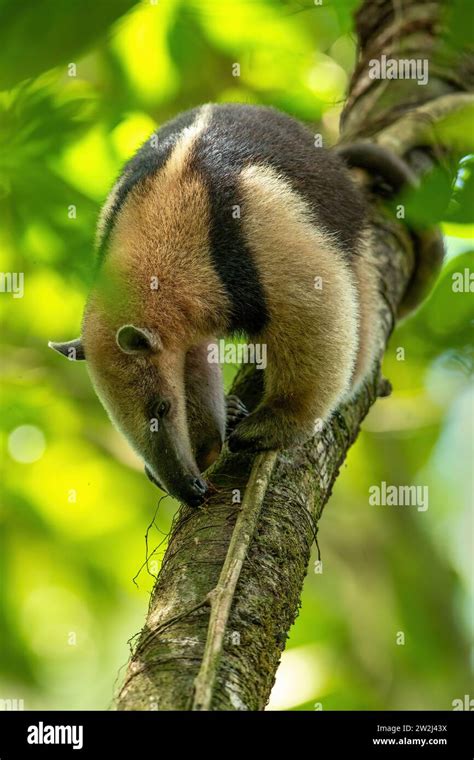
[49,104,442,507]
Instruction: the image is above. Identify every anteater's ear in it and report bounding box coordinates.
[116,325,162,355]
[48,338,86,361]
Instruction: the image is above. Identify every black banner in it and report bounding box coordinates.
[0,710,472,757]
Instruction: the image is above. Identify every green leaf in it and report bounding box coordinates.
[0,0,138,89]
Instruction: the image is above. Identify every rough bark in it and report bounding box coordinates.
[116,0,470,711]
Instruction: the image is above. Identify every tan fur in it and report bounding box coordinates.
[95,105,212,253]
[349,229,384,393]
[93,106,229,348]
[238,163,360,441]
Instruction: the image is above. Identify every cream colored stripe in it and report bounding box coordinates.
[160,104,212,182]
[95,176,127,250]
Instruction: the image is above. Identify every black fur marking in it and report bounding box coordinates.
[189,104,366,333]
[189,130,269,335]
[97,107,202,264]
[193,104,367,256]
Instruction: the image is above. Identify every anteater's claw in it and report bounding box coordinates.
[225,394,249,436]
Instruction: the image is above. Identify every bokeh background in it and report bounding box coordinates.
[0,0,472,711]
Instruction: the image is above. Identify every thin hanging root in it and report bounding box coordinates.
[192,450,278,711]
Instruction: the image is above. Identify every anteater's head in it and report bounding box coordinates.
[49,299,209,509]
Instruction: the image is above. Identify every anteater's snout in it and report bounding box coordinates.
[185,475,208,507]
[145,465,208,508]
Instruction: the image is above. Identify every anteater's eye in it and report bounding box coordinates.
[155,400,170,418]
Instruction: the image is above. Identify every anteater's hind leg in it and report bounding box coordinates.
[226,334,332,452]
[227,319,356,453]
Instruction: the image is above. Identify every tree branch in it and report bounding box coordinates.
[116,0,469,711]
[192,451,278,711]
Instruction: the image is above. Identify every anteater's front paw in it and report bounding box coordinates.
[225,394,249,437]
[227,407,305,453]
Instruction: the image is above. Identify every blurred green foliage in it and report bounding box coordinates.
[0,0,472,711]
